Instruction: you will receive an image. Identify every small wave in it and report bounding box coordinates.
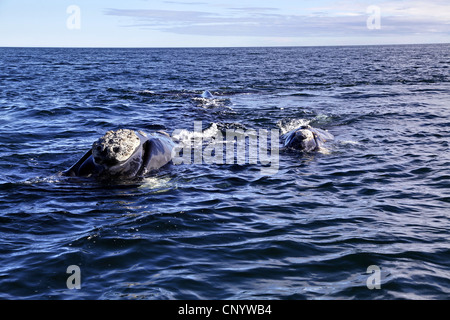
[171,123,221,147]
[310,114,335,126]
[282,92,317,97]
[21,175,64,185]
[135,89,156,95]
[139,175,174,191]
[277,118,311,134]
[340,140,360,146]
[191,96,232,109]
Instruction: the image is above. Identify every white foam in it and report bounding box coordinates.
[171,123,221,147]
[192,97,226,109]
[139,176,173,191]
[277,118,311,134]
[22,175,62,184]
[312,114,334,125]
[340,140,360,145]
[135,90,155,95]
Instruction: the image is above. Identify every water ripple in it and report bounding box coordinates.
[0,45,449,299]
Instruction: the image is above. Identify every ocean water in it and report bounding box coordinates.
[0,45,448,299]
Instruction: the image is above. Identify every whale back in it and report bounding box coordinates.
[140,133,175,174]
[309,127,334,144]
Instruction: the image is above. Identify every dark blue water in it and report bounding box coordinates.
[0,45,449,299]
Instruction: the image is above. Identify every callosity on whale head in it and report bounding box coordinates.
[92,129,144,176]
[283,125,333,152]
[283,127,317,151]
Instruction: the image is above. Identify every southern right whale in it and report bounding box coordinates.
[282,125,333,152]
[63,129,174,179]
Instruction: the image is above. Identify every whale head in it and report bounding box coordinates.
[92,129,144,176]
[284,128,318,152]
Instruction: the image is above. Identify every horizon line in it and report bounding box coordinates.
[1,42,449,50]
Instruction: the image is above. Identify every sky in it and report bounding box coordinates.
[0,0,449,47]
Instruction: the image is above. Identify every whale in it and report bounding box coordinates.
[63,129,174,179]
[282,125,333,152]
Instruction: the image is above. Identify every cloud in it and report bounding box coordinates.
[105,8,212,22]
[227,7,279,13]
[163,1,209,5]
[104,1,450,39]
